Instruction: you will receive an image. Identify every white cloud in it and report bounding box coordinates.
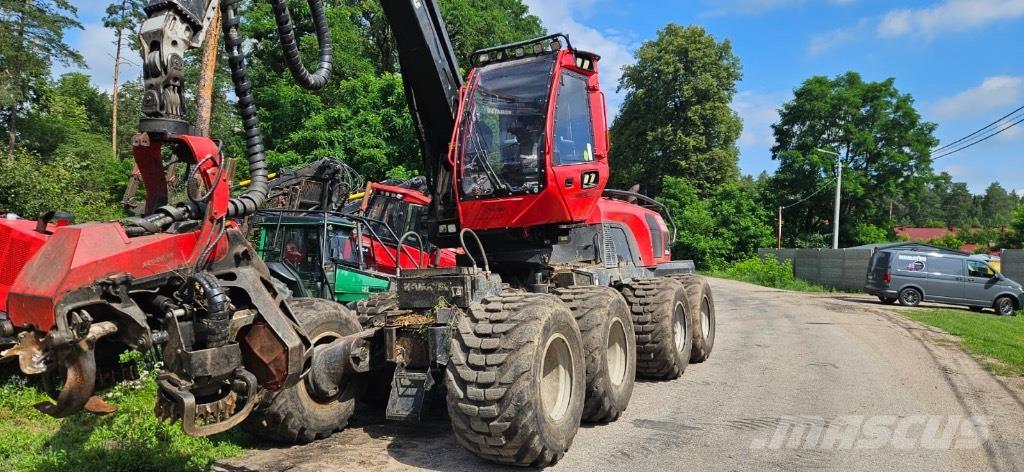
[523,0,635,117]
[54,22,141,92]
[732,90,785,149]
[700,0,855,16]
[933,76,1024,119]
[806,19,868,56]
[878,0,1024,39]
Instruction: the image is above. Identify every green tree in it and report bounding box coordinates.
[658,176,773,269]
[770,72,938,246]
[1,74,128,220]
[943,182,979,228]
[904,171,952,227]
[981,182,1016,227]
[610,24,742,197]
[0,0,84,158]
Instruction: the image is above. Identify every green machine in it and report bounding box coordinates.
[254,212,391,303]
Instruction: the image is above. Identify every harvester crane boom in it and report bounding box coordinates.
[378,0,464,235]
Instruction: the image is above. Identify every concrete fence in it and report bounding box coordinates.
[1000,249,1024,283]
[758,247,1024,291]
[757,248,873,291]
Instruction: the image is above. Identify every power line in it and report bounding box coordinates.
[781,178,834,210]
[932,104,1024,153]
[933,115,1024,160]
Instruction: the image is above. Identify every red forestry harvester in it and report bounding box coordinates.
[0,0,718,466]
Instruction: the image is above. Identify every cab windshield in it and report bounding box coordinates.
[459,54,556,198]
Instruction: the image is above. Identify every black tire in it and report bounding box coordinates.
[446,292,585,467]
[620,278,692,379]
[669,274,716,363]
[878,296,898,305]
[243,298,361,443]
[553,286,636,423]
[898,287,922,307]
[355,290,399,326]
[968,306,985,313]
[994,296,1017,316]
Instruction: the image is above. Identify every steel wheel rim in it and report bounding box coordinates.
[673,302,686,353]
[700,299,711,340]
[607,318,628,387]
[541,333,574,421]
[903,291,919,305]
[999,299,1013,315]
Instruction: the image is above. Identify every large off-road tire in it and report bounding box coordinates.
[620,278,692,380]
[243,298,361,443]
[668,274,716,363]
[446,292,586,467]
[553,286,636,423]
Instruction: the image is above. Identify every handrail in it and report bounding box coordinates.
[602,188,678,243]
[459,228,489,273]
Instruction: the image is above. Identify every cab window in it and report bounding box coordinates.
[967,260,996,278]
[552,71,595,166]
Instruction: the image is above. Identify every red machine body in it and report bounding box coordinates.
[1,135,229,333]
[360,182,457,273]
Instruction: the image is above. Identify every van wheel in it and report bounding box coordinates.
[994,296,1017,316]
[898,288,922,307]
[878,296,897,305]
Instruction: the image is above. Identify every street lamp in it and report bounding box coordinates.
[815,148,841,249]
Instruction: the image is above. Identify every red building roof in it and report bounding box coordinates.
[893,226,953,241]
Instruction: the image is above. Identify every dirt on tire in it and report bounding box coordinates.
[445,292,585,467]
[620,278,692,379]
[243,298,362,444]
[553,285,637,423]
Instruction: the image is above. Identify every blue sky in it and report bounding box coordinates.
[61,0,1024,193]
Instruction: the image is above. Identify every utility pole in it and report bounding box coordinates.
[815,148,841,249]
[777,206,783,249]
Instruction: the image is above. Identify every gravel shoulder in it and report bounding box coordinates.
[219,278,1024,472]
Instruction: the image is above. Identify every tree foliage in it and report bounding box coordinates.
[769,72,938,246]
[610,24,742,197]
[0,0,84,154]
[658,176,773,269]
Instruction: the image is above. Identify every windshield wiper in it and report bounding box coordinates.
[466,123,511,196]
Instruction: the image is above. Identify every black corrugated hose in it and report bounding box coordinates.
[220,0,334,217]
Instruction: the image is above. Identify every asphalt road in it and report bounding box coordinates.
[219,278,1024,472]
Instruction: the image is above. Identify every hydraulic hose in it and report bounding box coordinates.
[269,0,334,90]
[221,0,269,217]
[219,0,333,218]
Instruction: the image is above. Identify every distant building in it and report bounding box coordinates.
[892,226,1000,255]
[893,226,955,241]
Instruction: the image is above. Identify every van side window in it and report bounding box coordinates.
[967,260,995,278]
[922,256,963,275]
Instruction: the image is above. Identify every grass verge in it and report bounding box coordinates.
[899,308,1024,377]
[707,256,837,292]
[0,360,253,472]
